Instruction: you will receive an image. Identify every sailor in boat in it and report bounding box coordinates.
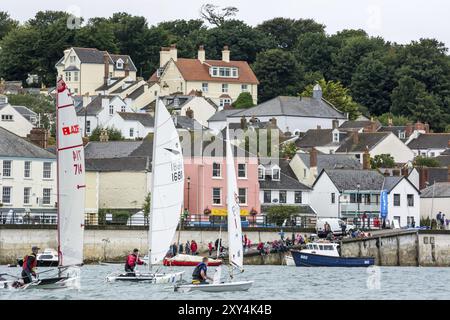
[192,257,214,285]
[125,248,145,276]
[22,246,39,284]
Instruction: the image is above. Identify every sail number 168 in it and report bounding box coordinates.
[172,171,183,182]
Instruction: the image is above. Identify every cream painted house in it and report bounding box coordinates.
[55,47,137,96]
[148,45,259,107]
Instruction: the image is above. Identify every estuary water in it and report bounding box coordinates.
[1,265,449,300]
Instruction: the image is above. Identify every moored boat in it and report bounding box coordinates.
[17,248,59,267]
[163,254,222,267]
[291,242,374,267]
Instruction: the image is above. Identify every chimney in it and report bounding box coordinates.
[418,167,429,190]
[401,167,409,177]
[170,44,178,62]
[352,131,359,145]
[198,45,205,63]
[222,46,230,63]
[405,122,413,137]
[103,52,110,85]
[159,47,171,67]
[240,116,247,130]
[270,117,277,128]
[414,121,425,132]
[28,128,49,149]
[186,107,194,119]
[424,122,430,133]
[388,117,393,127]
[383,170,390,177]
[124,58,130,77]
[332,119,339,129]
[362,147,370,170]
[82,92,91,106]
[99,129,109,142]
[392,169,400,176]
[310,147,318,168]
[313,84,322,100]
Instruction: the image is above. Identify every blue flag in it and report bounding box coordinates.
[380,190,388,218]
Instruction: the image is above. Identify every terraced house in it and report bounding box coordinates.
[149,45,259,107]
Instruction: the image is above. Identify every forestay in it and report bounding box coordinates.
[56,78,85,267]
[148,99,184,266]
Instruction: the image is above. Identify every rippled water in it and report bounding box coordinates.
[1,265,449,300]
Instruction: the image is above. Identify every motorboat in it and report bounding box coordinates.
[17,248,59,267]
[290,242,374,267]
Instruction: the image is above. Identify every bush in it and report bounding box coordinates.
[232,92,254,109]
[414,156,441,167]
[89,126,124,141]
[266,205,299,226]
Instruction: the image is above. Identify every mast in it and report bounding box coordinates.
[56,78,62,267]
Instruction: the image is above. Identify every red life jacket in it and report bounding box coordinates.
[23,253,37,272]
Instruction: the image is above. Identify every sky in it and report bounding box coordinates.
[2,0,450,47]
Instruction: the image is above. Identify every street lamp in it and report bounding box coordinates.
[356,183,361,229]
[187,176,191,212]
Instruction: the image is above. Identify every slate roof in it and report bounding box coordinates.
[86,157,149,172]
[117,112,154,127]
[319,169,385,191]
[259,158,310,190]
[127,85,146,100]
[75,95,110,116]
[335,132,390,153]
[298,153,362,172]
[208,109,242,122]
[382,176,403,192]
[261,204,316,214]
[71,48,137,71]
[95,77,126,91]
[339,120,379,130]
[111,81,140,94]
[421,182,450,198]
[407,133,450,149]
[12,106,37,122]
[0,127,55,159]
[175,116,202,131]
[84,141,142,159]
[149,58,259,84]
[63,65,80,72]
[295,129,348,148]
[228,96,347,119]
[435,152,450,167]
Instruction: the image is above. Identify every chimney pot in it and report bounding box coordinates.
[103,52,110,85]
[240,116,247,130]
[332,119,339,129]
[198,45,206,63]
[401,167,409,177]
[362,147,370,170]
[313,84,322,100]
[222,46,230,62]
[27,128,50,149]
[310,147,318,168]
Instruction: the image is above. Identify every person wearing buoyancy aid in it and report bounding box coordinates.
[22,246,39,284]
[192,257,213,284]
[125,248,144,275]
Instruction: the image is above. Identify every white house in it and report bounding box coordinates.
[420,182,450,225]
[76,95,134,136]
[226,85,348,134]
[383,176,420,228]
[0,96,34,137]
[407,133,450,158]
[0,127,57,219]
[105,112,154,139]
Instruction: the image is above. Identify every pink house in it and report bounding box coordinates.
[183,153,260,222]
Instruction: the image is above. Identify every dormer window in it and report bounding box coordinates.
[332,129,340,143]
[174,97,180,107]
[271,165,280,181]
[398,131,406,139]
[157,67,164,77]
[209,66,239,78]
[109,105,114,115]
[116,59,124,69]
[258,165,265,180]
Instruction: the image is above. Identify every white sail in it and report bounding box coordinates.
[56,78,85,267]
[226,127,244,271]
[148,99,184,266]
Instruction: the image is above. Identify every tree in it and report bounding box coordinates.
[300,78,360,120]
[414,156,441,168]
[376,113,412,126]
[89,127,124,141]
[281,142,298,159]
[266,205,299,226]
[6,93,54,115]
[0,11,18,40]
[294,32,332,75]
[142,193,151,219]
[200,4,238,27]
[232,92,254,109]
[370,154,395,169]
[253,49,304,102]
[74,18,118,52]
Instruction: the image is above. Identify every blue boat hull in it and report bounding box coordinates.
[291,250,374,267]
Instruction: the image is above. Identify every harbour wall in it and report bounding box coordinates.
[340,230,450,267]
[0,226,312,264]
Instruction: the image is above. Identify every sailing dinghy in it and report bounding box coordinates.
[174,128,253,293]
[7,78,86,290]
[106,98,184,284]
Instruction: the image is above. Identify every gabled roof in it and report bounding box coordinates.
[407,133,450,149]
[295,129,348,148]
[76,95,119,116]
[85,141,143,159]
[127,85,146,100]
[316,169,384,191]
[298,153,361,172]
[69,48,137,72]
[86,157,150,172]
[110,54,137,71]
[95,77,126,92]
[117,112,154,127]
[382,176,419,194]
[258,158,311,190]
[150,58,259,84]
[421,182,450,198]
[175,116,202,131]
[339,120,381,131]
[335,132,391,153]
[436,149,450,166]
[228,96,347,120]
[0,127,55,159]
[208,109,242,122]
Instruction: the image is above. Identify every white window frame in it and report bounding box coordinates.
[109,105,114,115]
[263,190,271,203]
[69,56,76,63]
[42,188,51,205]
[295,191,302,204]
[271,165,280,181]
[24,161,31,178]
[86,120,91,134]
[222,84,228,93]
[238,163,247,179]
[407,194,414,207]
[74,72,79,82]
[24,187,31,205]
[333,132,339,143]
[129,128,134,138]
[43,162,52,179]
[219,98,232,107]
[202,83,208,92]
[279,190,287,204]
[65,72,71,82]
[116,59,124,69]
[212,162,222,178]
[121,105,126,112]
[212,188,222,205]
[1,114,13,121]
[241,84,248,92]
[3,160,12,177]
[238,188,247,205]
[2,186,12,204]
[394,194,401,207]
[258,165,265,180]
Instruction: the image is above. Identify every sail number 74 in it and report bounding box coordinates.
[73,149,83,175]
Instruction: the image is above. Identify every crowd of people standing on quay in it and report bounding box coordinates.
[436,212,450,230]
